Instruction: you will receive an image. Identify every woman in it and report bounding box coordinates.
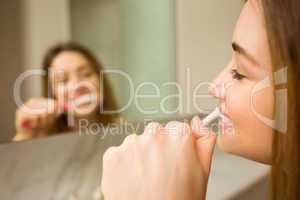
[101,0,299,199]
[14,43,119,141]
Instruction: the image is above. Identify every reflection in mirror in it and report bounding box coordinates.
[1,0,241,144]
[14,42,120,142]
[5,0,176,143]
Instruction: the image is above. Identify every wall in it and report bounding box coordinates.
[0,0,243,142]
[0,0,70,143]
[71,0,176,121]
[20,0,71,98]
[176,0,243,115]
[0,0,22,142]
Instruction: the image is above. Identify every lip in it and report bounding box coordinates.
[219,103,229,117]
[218,105,232,122]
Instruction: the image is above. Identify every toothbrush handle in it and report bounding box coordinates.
[202,107,220,126]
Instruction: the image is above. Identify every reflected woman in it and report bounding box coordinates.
[14,42,119,141]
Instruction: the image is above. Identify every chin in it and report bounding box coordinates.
[73,104,99,118]
[217,131,272,165]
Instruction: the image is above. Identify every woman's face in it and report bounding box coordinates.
[50,51,102,117]
[211,0,274,163]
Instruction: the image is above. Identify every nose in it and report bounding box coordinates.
[63,76,82,96]
[66,74,81,89]
[209,65,233,100]
[56,75,89,101]
[209,80,223,100]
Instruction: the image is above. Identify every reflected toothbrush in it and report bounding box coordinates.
[21,93,97,129]
[71,93,97,106]
[20,102,68,129]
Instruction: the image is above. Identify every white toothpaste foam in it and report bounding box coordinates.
[72,94,97,106]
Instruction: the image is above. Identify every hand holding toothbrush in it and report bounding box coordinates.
[101,111,218,200]
[13,93,98,141]
[14,98,65,141]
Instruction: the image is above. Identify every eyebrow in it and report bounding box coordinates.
[232,42,259,65]
[76,64,94,72]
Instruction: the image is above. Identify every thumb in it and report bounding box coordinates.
[191,115,216,177]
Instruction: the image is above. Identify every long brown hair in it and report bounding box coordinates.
[42,42,119,132]
[261,0,300,199]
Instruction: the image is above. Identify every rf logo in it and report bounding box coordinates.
[251,67,287,133]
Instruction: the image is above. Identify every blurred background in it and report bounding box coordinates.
[0,2,271,200]
[0,0,242,143]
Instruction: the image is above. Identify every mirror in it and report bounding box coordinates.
[0,0,241,143]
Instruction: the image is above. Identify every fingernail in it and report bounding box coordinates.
[191,115,210,137]
[191,116,202,134]
[21,119,31,128]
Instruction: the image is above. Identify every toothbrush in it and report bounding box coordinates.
[21,93,97,129]
[20,102,68,129]
[202,107,221,126]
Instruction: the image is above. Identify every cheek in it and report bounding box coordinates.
[218,81,273,163]
[225,82,252,126]
[89,76,101,96]
[91,75,100,89]
[87,76,102,106]
[252,86,274,120]
[226,81,274,129]
[71,75,100,95]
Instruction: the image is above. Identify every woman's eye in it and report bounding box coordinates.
[231,69,246,80]
[81,71,93,78]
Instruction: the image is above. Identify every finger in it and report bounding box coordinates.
[21,100,45,115]
[191,115,216,177]
[191,115,210,139]
[24,115,39,129]
[142,122,163,137]
[122,134,138,147]
[13,132,34,142]
[17,114,33,129]
[36,100,59,127]
[16,107,31,128]
[139,122,163,148]
[38,112,48,128]
[102,146,121,169]
[16,110,31,129]
[101,146,120,199]
[39,110,56,127]
[196,134,216,179]
[164,121,191,138]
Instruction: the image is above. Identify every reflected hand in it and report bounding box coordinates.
[14,98,59,141]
